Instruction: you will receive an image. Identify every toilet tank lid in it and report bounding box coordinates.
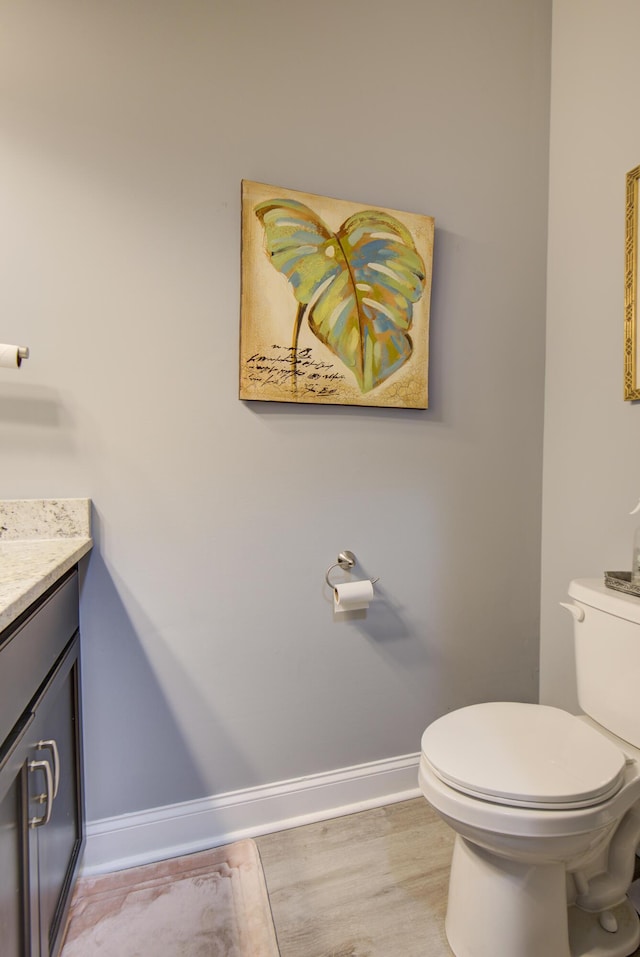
[569,578,640,624]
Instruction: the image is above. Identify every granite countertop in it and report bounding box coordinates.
[0,499,93,633]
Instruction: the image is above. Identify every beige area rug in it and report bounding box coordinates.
[61,839,280,957]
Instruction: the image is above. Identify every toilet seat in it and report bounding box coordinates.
[421,702,627,810]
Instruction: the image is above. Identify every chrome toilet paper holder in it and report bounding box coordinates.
[325,550,379,588]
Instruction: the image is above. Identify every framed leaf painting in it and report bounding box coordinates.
[239,180,435,409]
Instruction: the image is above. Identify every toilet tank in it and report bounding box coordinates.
[567,579,640,748]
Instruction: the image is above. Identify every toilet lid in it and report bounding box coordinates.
[421,702,627,809]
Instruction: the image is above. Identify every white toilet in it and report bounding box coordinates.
[419,579,640,957]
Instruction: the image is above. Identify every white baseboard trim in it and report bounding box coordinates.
[82,752,421,876]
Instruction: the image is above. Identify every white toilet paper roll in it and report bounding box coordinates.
[0,344,23,368]
[334,579,374,613]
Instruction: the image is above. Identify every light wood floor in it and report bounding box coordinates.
[256,797,455,957]
[257,798,640,957]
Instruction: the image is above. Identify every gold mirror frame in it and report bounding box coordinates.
[624,165,640,400]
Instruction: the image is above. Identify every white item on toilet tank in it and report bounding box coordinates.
[630,499,640,588]
[568,579,640,749]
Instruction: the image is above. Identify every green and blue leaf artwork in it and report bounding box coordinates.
[239,181,434,409]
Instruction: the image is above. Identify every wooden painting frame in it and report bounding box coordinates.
[239,180,434,409]
[624,164,640,400]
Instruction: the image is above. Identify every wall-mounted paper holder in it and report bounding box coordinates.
[324,550,379,589]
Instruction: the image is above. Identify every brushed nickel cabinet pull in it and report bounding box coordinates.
[29,759,54,828]
[38,739,60,798]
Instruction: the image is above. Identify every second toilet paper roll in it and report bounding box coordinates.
[334,579,374,613]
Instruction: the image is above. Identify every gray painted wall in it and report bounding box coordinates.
[541,1,640,710]
[0,0,550,821]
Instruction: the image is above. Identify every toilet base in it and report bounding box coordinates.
[445,835,640,957]
[568,900,640,957]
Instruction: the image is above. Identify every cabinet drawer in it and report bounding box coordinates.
[0,571,79,746]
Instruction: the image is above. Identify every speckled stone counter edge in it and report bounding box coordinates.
[0,499,92,633]
[0,498,91,541]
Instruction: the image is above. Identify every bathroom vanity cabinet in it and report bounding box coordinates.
[0,568,84,957]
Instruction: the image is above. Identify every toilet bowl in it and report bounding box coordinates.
[419,580,640,957]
